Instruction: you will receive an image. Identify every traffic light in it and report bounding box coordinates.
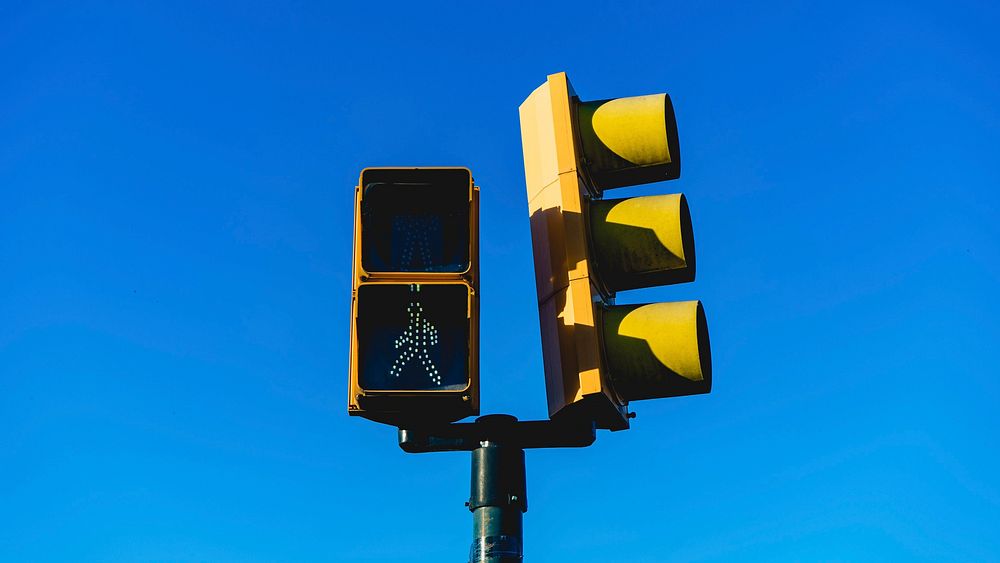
[518,72,711,431]
[348,167,479,426]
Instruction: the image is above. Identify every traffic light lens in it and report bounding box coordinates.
[356,283,470,391]
[360,169,471,273]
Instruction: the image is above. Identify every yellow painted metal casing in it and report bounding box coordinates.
[348,167,479,426]
[520,73,627,429]
[519,73,710,430]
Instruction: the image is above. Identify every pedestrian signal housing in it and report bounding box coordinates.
[348,168,479,426]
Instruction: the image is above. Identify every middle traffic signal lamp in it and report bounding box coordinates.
[519,72,711,430]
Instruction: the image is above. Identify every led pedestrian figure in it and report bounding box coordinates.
[390,284,441,385]
[393,215,439,272]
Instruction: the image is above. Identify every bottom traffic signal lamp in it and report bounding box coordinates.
[600,301,711,402]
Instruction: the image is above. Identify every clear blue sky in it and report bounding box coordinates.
[2,1,998,561]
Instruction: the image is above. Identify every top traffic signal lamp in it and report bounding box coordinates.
[519,72,711,430]
[576,91,681,191]
[348,168,479,426]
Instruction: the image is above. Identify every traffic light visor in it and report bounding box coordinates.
[602,300,711,401]
[356,283,471,392]
[360,168,471,274]
[590,193,695,293]
[577,93,680,190]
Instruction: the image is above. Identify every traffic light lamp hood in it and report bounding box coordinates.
[590,193,695,294]
[577,93,681,191]
[602,300,711,401]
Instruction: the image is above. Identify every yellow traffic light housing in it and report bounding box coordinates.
[519,72,710,430]
[348,167,479,426]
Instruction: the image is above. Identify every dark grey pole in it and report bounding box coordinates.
[398,414,595,562]
[467,417,526,562]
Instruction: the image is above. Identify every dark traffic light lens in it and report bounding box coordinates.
[360,169,471,273]
[357,283,470,391]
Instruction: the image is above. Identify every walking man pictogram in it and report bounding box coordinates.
[390,284,441,385]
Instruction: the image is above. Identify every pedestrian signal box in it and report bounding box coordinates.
[348,168,479,426]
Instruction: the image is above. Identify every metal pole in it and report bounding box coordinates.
[398,414,595,561]
[467,418,526,562]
